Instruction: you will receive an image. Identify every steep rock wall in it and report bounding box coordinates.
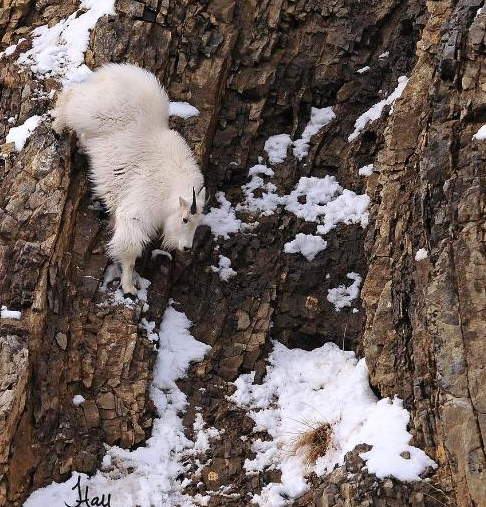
[362,1,486,506]
[1,0,482,506]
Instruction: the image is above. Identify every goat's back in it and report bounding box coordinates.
[61,63,170,138]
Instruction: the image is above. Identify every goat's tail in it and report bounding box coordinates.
[51,87,74,134]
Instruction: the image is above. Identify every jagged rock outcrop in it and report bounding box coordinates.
[0,0,483,506]
[362,1,486,506]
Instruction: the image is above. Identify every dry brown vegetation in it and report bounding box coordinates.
[292,422,334,465]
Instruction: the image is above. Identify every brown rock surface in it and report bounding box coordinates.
[0,0,483,506]
[361,1,486,506]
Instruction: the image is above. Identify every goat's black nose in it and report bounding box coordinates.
[183,246,191,252]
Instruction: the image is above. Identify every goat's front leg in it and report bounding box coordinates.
[108,214,146,297]
[120,253,138,297]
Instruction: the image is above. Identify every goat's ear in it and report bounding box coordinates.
[179,196,189,208]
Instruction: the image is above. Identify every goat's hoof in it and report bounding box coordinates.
[132,272,142,287]
[122,283,138,299]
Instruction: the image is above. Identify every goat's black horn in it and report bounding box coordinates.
[190,187,197,214]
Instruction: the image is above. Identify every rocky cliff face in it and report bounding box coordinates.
[362,1,486,505]
[0,0,484,506]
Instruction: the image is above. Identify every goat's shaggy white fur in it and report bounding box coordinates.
[53,63,205,295]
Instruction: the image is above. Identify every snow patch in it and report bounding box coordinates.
[235,172,369,240]
[327,272,362,311]
[348,76,408,142]
[316,190,370,235]
[72,395,85,406]
[24,302,212,507]
[264,134,293,165]
[356,66,370,74]
[17,0,115,86]
[0,306,21,319]
[101,455,112,470]
[415,248,428,261]
[202,192,242,239]
[358,164,374,176]
[6,115,42,151]
[169,102,200,119]
[263,108,336,165]
[229,341,436,507]
[473,124,486,140]
[192,412,220,454]
[293,107,336,160]
[237,164,282,216]
[284,233,327,261]
[140,318,159,342]
[284,176,342,222]
[211,255,237,281]
[0,38,25,59]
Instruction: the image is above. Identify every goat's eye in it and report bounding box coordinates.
[182,218,188,224]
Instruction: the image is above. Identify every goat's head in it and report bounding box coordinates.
[163,186,206,252]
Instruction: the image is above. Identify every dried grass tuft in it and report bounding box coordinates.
[292,422,333,465]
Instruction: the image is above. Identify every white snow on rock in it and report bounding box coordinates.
[72,395,85,406]
[235,171,369,240]
[473,124,486,140]
[356,66,370,74]
[0,306,21,319]
[192,412,220,455]
[358,164,374,176]
[264,134,293,164]
[284,233,327,261]
[237,164,282,216]
[284,175,342,222]
[0,38,25,59]
[140,318,159,342]
[262,108,336,165]
[101,455,112,470]
[211,255,237,281]
[293,107,336,160]
[5,115,42,151]
[415,248,428,261]
[348,76,408,142]
[249,163,274,177]
[169,102,200,119]
[316,190,370,235]
[202,191,242,239]
[211,133,369,252]
[327,272,362,311]
[24,302,212,507]
[229,341,436,507]
[379,51,390,59]
[17,0,115,86]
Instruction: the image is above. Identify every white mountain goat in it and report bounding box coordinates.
[52,63,206,296]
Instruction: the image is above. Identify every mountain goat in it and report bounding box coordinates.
[53,63,206,296]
